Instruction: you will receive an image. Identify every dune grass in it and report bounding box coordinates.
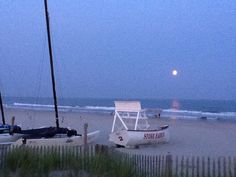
[0,146,142,177]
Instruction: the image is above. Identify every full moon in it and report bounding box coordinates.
[172,69,178,76]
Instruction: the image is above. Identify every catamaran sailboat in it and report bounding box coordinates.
[0,91,22,144]
[9,0,99,147]
[109,101,169,147]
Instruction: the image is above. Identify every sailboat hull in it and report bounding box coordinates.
[0,133,23,145]
[12,130,100,147]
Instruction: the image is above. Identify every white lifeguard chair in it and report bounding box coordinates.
[111,101,150,132]
[109,101,170,147]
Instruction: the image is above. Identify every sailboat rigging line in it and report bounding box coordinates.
[0,91,6,125]
[34,32,47,106]
[44,0,59,128]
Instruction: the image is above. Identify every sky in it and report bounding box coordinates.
[0,0,236,100]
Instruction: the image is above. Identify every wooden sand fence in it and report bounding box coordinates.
[0,144,235,177]
[126,153,236,177]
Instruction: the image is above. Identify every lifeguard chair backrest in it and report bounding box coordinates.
[114,101,141,112]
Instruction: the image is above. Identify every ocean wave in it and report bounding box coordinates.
[163,109,202,114]
[13,103,73,110]
[162,109,236,120]
[6,102,236,121]
[9,103,115,113]
[84,106,115,111]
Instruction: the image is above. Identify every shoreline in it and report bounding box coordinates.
[2,107,236,157]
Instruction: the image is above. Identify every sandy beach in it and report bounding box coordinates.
[3,107,236,157]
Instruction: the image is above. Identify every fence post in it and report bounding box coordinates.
[218,157,221,177]
[144,155,147,176]
[196,156,200,177]
[234,157,236,177]
[181,156,184,177]
[223,157,227,177]
[213,158,216,177]
[158,155,161,177]
[192,156,195,177]
[186,157,189,177]
[175,156,179,177]
[95,144,109,155]
[140,154,143,176]
[202,156,205,177]
[152,155,154,177]
[166,152,173,177]
[0,145,9,169]
[161,155,165,177]
[228,156,232,177]
[207,157,210,177]
[84,123,88,145]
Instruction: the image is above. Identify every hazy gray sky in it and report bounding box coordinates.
[0,0,236,100]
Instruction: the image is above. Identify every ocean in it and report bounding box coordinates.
[3,97,236,121]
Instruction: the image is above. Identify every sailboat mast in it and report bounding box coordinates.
[44,0,59,128]
[0,91,6,125]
